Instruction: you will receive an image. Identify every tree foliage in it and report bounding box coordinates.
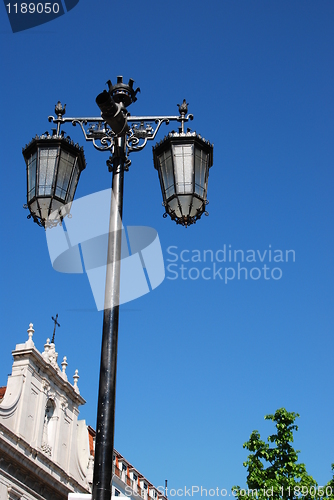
[232,408,332,500]
[325,465,334,500]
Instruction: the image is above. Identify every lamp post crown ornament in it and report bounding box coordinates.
[106,76,140,107]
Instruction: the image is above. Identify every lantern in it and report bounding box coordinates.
[23,134,86,228]
[153,131,213,226]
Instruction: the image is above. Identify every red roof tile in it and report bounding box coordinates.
[88,425,95,456]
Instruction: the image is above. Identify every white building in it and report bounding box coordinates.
[0,323,166,500]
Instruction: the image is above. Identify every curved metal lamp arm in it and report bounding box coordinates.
[127,113,194,153]
[48,114,114,152]
[48,100,194,155]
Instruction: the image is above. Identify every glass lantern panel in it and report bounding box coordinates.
[169,198,183,217]
[173,144,194,194]
[38,197,51,221]
[38,148,58,196]
[190,197,203,217]
[194,148,208,198]
[27,152,37,202]
[50,198,63,218]
[56,150,77,201]
[66,161,80,204]
[179,195,192,217]
[168,197,182,218]
[158,149,175,199]
[29,200,39,218]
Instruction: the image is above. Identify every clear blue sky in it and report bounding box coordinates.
[0,0,333,492]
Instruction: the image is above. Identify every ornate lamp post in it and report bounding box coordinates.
[23,77,214,500]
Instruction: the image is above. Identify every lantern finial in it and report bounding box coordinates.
[55,101,66,117]
[178,99,188,116]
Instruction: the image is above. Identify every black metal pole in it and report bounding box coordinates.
[92,135,126,500]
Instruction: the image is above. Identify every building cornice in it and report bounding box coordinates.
[12,346,85,407]
[0,421,90,496]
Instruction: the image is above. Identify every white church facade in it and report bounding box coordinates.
[0,323,166,500]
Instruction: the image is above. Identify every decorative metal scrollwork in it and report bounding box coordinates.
[48,101,194,162]
[131,121,154,139]
[23,204,69,229]
[48,114,115,152]
[126,116,190,153]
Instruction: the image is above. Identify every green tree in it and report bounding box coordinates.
[324,465,334,500]
[232,408,318,500]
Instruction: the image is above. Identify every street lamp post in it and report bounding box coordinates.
[22,76,214,500]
